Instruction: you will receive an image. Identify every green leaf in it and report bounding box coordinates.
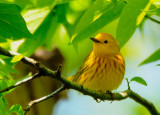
[116,0,152,48]
[11,54,24,63]
[0,3,33,41]
[157,64,160,66]
[72,0,105,36]
[147,4,160,16]
[0,80,10,97]
[147,1,160,17]
[0,80,8,91]
[18,1,58,56]
[0,97,9,115]
[130,77,147,86]
[9,104,24,115]
[112,0,117,5]
[0,57,18,79]
[139,48,160,66]
[70,1,126,44]
[0,78,13,96]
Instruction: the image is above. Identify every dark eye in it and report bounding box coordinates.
[104,40,108,43]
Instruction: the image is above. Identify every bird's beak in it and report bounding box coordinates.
[90,37,100,43]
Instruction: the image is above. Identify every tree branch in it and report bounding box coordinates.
[129,91,159,115]
[0,73,40,93]
[24,85,65,115]
[0,47,39,68]
[0,46,159,115]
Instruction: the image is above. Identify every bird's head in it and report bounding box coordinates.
[90,33,120,55]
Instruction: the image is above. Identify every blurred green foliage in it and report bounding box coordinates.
[9,104,24,115]
[116,0,152,48]
[139,48,160,66]
[0,0,160,114]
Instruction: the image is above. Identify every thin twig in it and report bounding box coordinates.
[125,78,130,90]
[0,73,40,93]
[145,15,160,24]
[24,85,66,115]
[0,47,39,68]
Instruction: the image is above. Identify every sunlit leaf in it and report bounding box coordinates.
[9,104,24,115]
[69,0,91,12]
[11,54,23,63]
[0,3,33,41]
[139,48,160,66]
[23,7,50,33]
[157,64,160,66]
[70,1,125,44]
[130,77,147,86]
[72,0,105,36]
[147,4,160,17]
[116,0,152,48]
[18,2,58,56]
[149,1,160,16]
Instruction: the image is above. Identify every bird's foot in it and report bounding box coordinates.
[94,98,101,103]
[94,90,106,103]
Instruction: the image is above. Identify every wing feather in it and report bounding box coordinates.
[72,52,92,82]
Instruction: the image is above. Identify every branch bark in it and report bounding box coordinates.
[0,47,159,115]
[24,85,65,115]
[0,73,40,93]
[129,91,159,115]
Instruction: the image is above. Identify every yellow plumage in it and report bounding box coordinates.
[68,33,125,92]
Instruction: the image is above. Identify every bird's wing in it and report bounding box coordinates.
[72,64,89,82]
[67,62,89,82]
[72,52,91,82]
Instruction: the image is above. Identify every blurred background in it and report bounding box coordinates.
[0,0,160,115]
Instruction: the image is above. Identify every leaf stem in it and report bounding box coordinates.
[0,73,40,93]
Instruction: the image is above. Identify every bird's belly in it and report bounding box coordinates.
[77,61,124,92]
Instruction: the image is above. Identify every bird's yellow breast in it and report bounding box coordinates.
[76,51,125,92]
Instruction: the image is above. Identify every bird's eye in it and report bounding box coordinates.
[104,40,108,43]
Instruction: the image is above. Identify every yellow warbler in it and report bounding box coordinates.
[68,33,125,92]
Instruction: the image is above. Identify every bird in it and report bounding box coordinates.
[68,33,125,92]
